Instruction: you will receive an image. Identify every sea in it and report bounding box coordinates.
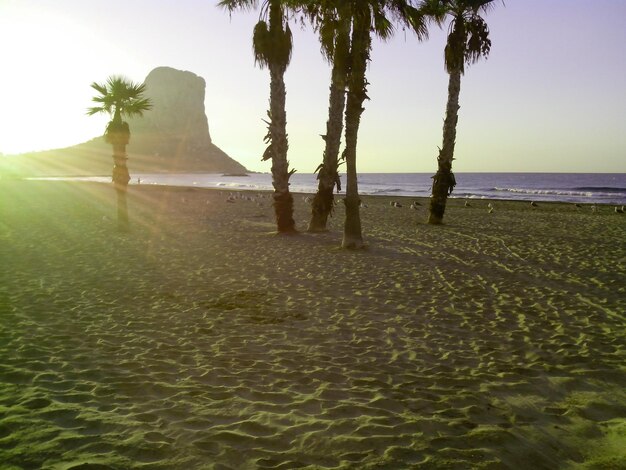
[39,173,626,206]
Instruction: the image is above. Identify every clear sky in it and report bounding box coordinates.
[1,0,625,173]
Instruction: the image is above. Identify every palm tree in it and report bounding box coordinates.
[342,0,428,248]
[427,0,495,224]
[87,76,152,231]
[305,2,351,233]
[218,0,297,233]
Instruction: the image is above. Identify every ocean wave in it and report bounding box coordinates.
[493,187,597,197]
[216,182,260,189]
[368,188,404,194]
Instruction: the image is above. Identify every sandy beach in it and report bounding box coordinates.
[1,179,625,469]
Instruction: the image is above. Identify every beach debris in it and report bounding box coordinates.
[575,203,582,208]
[464,199,471,207]
[530,201,538,208]
[360,201,368,208]
[390,201,402,208]
[591,204,597,212]
[304,196,312,204]
[409,203,420,210]
[413,200,422,206]
[615,206,624,214]
[487,202,494,214]
[226,195,236,203]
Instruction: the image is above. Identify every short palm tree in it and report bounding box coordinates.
[304,1,351,233]
[342,0,428,248]
[218,0,297,233]
[87,76,152,231]
[427,0,495,224]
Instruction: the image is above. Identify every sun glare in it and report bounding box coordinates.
[0,3,124,155]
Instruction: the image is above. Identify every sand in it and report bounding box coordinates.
[1,179,625,470]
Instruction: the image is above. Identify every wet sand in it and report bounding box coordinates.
[1,180,625,469]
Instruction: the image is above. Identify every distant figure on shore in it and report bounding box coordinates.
[390,201,402,208]
[615,206,624,214]
[137,177,141,184]
[488,202,494,214]
[464,199,471,207]
[531,201,538,208]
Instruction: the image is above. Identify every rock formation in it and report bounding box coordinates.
[1,67,247,176]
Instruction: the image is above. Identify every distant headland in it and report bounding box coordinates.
[0,67,248,177]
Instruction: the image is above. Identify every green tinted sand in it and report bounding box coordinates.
[1,180,624,469]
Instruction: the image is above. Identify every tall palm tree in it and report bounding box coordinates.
[305,2,351,233]
[342,0,428,248]
[427,0,494,224]
[218,0,297,233]
[87,76,152,231]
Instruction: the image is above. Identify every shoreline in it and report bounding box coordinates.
[1,179,625,469]
[15,176,626,208]
[15,172,626,206]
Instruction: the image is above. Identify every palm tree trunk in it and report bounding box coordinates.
[428,67,461,225]
[112,142,130,231]
[308,32,349,232]
[268,63,296,233]
[341,15,369,249]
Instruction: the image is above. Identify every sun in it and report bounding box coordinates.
[0,3,118,155]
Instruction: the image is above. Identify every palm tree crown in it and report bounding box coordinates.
[439,0,494,73]
[87,76,152,145]
[87,76,152,124]
[219,0,294,71]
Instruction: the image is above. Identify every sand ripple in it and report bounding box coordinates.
[1,181,625,469]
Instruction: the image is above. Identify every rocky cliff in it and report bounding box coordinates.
[1,67,247,177]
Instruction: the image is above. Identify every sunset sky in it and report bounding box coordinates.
[1,0,625,173]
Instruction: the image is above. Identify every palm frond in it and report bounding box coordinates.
[439,0,498,73]
[87,75,153,120]
[465,15,491,64]
[90,81,108,96]
[416,0,449,26]
[86,106,106,116]
[124,97,153,117]
[318,16,337,62]
[253,20,272,68]
[217,0,259,13]
[444,16,466,73]
[399,3,430,41]
[372,8,394,42]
